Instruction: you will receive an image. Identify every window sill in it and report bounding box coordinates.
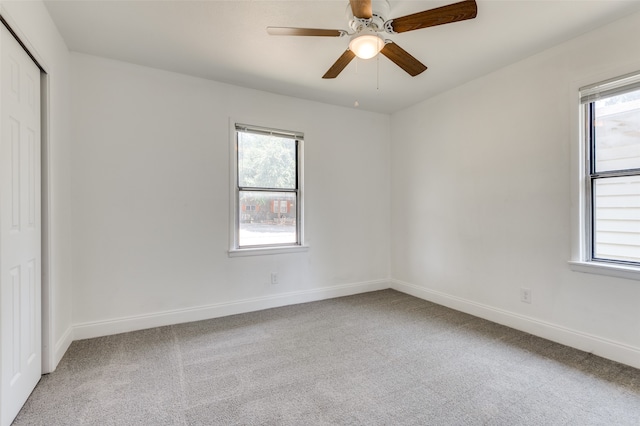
[568,261,640,281]
[228,245,309,257]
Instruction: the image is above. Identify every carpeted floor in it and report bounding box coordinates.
[13,289,640,425]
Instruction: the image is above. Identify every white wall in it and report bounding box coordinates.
[391,11,640,368]
[0,0,73,371]
[70,53,391,337]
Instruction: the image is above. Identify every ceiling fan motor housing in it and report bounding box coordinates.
[347,0,390,33]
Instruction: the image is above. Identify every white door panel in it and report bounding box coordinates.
[0,23,41,426]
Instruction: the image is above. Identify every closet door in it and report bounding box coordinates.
[0,23,41,426]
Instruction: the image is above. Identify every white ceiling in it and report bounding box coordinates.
[44,0,640,114]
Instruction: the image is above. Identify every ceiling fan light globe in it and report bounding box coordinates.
[349,34,383,59]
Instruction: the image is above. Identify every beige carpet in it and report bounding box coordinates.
[14,289,640,425]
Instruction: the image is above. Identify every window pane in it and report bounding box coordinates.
[238,132,296,189]
[594,89,640,172]
[593,176,640,263]
[239,191,297,247]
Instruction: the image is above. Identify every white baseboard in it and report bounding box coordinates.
[67,278,640,370]
[52,326,74,371]
[391,279,640,370]
[73,279,390,341]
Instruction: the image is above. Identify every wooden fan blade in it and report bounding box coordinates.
[322,50,356,79]
[388,0,477,34]
[380,42,427,77]
[267,27,345,37]
[349,0,372,19]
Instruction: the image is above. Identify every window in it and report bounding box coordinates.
[578,72,640,271]
[230,123,305,255]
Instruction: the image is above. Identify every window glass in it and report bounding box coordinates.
[238,132,296,189]
[586,84,640,265]
[239,191,297,247]
[594,90,640,173]
[593,176,640,263]
[233,124,302,250]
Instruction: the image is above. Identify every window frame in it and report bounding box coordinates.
[228,121,308,257]
[569,70,640,280]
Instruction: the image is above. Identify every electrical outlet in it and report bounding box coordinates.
[270,272,278,285]
[521,287,532,304]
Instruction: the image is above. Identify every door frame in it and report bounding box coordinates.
[0,10,54,374]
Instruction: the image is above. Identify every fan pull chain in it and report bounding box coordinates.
[376,53,379,90]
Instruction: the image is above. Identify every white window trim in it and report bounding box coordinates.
[227,119,308,257]
[568,260,640,281]
[569,70,640,281]
[228,245,309,258]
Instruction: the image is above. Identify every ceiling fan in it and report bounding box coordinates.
[267,0,478,79]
